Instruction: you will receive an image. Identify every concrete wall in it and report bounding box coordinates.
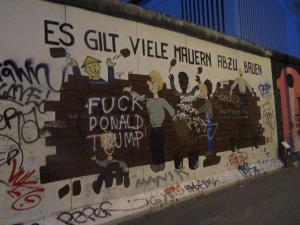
[0,1,283,224]
[271,59,300,157]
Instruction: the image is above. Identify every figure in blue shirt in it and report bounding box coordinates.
[82,56,116,83]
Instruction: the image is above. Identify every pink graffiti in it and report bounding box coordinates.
[164,184,185,197]
[228,152,248,165]
[0,159,44,211]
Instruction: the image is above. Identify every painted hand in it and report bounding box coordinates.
[69,57,78,66]
[106,58,117,67]
[123,86,132,93]
[169,74,174,80]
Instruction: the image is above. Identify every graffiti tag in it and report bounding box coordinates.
[228,152,248,165]
[184,177,221,192]
[237,162,260,178]
[258,83,272,98]
[0,159,44,211]
[135,169,189,188]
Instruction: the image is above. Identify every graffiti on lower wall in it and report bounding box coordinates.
[27,159,283,225]
[228,151,249,166]
[135,168,190,188]
[34,174,223,225]
[0,158,44,211]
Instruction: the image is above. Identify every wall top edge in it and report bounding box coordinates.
[46,0,300,65]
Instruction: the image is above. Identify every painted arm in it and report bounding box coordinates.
[123,86,146,102]
[230,78,239,95]
[107,58,116,81]
[162,99,175,118]
[169,74,181,96]
[197,100,213,119]
[197,100,209,113]
[189,85,199,96]
[107,66,115,80]
[69,57,81,76]
[130,91,146,102]
[244,79,252,93]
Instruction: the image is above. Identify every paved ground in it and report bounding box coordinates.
[119,167,300,225]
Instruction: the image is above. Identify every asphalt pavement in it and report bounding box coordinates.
[119,166,300,225]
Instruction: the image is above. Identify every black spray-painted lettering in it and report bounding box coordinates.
[44,20,74,46]
[244,61,262,75]
[84,30,119,52]
[129,36,168,59]
[0,59,65,92]
[217,55,237,71]
[0,83,49,108]
[174,45,211,66]
[57,200,148,225]
[0,107,40,144]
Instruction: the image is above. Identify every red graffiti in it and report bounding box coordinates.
[228,152,248,165]
[164,184,185,197]
[0,159,44,211]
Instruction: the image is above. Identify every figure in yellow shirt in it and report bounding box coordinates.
[230,69,254,115]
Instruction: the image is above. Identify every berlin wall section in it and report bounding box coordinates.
[0,0,283,224]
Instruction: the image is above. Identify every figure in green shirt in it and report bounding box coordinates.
[123,70,175,172]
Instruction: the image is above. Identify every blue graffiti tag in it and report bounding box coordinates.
[258,83,272,98]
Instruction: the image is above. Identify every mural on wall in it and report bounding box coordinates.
[40,55,265,194]
[271,60,300,156]
[0,1,279,224]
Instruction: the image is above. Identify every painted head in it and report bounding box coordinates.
[178,72,189,93]
[99,131,116,160]
[197,83,208,99]
[147,70,164,94]
[82,56,102,80]
[204,79,213,98]
[198,66,203,75]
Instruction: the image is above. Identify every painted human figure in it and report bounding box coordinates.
[195,72,208,98]
[230,69,254,114]
[92,132,129,194]
[230,69,253,96]
[169,71,199,169]
[169,71,198,96]
[195,79,215,156]
[82,56,116,83]
[123,70,175,172]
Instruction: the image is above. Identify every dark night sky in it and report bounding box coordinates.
[119,0,300,58]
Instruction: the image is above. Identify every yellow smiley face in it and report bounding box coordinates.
[85,62,101,79]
